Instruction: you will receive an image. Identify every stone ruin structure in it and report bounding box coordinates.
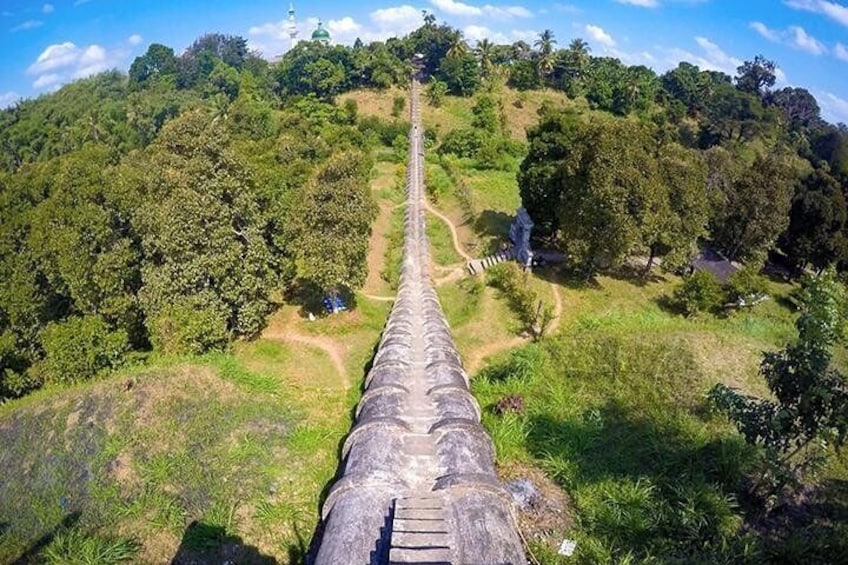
[314,79,525,564]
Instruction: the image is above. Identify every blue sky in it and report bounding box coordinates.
[0,0,847,122]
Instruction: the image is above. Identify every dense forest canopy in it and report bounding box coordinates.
[1,17,848,403]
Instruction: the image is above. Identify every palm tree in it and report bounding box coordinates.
[534,29,557,78]
[474,38,495,77]
[534,29,557,57]
[446,31,468,59]
[567,38,590,77]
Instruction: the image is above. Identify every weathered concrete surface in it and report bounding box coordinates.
[314,79,525,565]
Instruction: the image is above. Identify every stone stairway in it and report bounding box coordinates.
[467,247,516,276]
[313,77,525,565]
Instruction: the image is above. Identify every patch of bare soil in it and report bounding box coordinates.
[499,462,573,555]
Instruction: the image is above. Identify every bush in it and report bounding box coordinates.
[391,95,405,118]
[487,262,551,338]
[426,80,447,107]
[727,266,769,305]
[40,315,129,384]
[672,270,725,317]
[438,127,485,159]
[148,292,230,355]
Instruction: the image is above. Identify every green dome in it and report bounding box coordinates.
[311,22,330,41]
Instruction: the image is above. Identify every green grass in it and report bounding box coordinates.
[426,211,463,266]
[381,204,405,290]
[0,343,357,563]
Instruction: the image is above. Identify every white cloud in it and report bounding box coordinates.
[790,26,827,54]
[553,3,581,13]
[32,73,61,89]
[249,4,424,57]
[43,4,54,14]
[127,34,143,46]
[616,0,660,6]
[429,0,532,18]
[663,37,743,76]
[0,91,20,108]
[750,21,780,42]
[818,91,848,123]
[464,24,506,43]
[585,24,616,48]
[26,41,128,91]
[785,0,848,27]
[835,42,848,61]
[751,21,827,55]
[370,5,421,30]
[11,20,43,32]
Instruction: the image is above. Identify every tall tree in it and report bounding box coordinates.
[286,151,376,292]
[735,55,777,98]
[780,169,848,273]
[534,29,557,78]
[710,152,796,261]
[519,110,708,274]
[474,38,495,78]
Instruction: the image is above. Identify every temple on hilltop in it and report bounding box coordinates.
[285,4,331,49]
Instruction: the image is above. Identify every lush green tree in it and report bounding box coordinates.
[471,95,499,132]
[519,111,707,274]
[286,151,376,291]
[507,59,541,91]
[710,153,796,261]
[780,169,848,273]
[437,52,480,96]
[711,268,848,497]
[27,146,144,343]
[735,55,777,98]
[128,43,179,88]
[133,110,284,343]
[425,80,448,107]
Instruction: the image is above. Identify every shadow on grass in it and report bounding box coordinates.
[473,209,513,243]
[524,399,757,559]
[526,399,749,490]
[604,263,669,288]
[286,282,360,320]
[12,511,81,564]
[171,521,276,565]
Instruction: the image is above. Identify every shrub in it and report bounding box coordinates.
[672,270,725,317]
[40,315,129,384]
[438,127,485,159]
[727,265,769,305]
[391,95,405,118]
[487,262,551,338]
[425,80,447,107]
[149,292,230,355]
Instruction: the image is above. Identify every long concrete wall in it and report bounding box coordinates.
[313,80,525,564]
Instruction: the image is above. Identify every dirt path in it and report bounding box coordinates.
[262,330,350,389]
[425,201,473,262]
[362,293,396,302]
[362,201,394,296]
[547,281,564,333]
